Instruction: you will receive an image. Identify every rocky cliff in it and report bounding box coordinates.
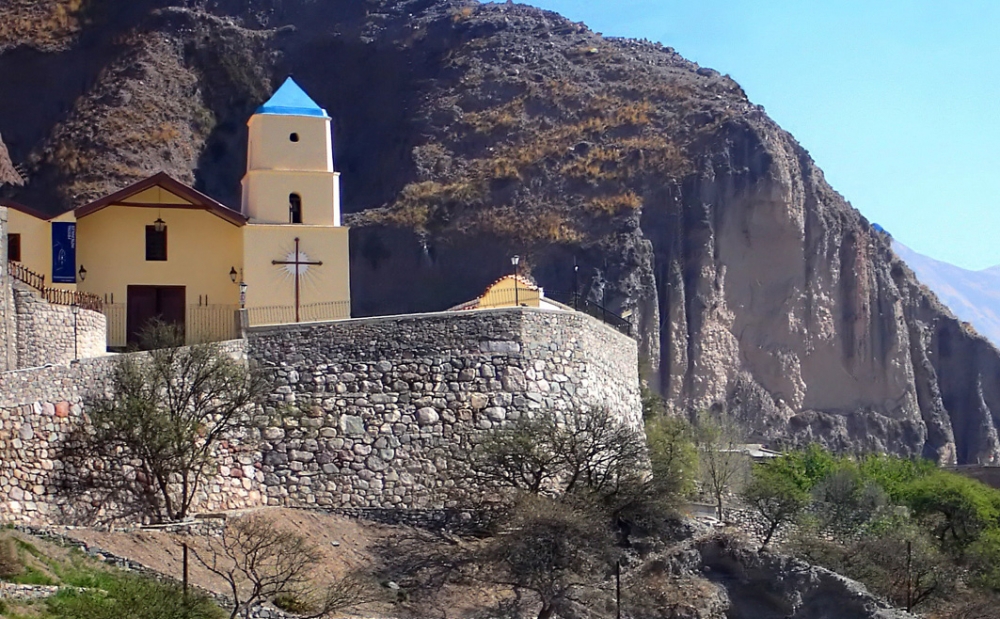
[2,0,998,463]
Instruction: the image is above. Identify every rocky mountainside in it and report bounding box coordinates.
[3,0,1000,464]
[0,133,22,187]
[892,240,1000,348]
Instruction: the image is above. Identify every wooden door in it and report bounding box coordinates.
[127,285,186,346]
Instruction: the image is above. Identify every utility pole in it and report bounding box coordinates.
[616,559,622,619]
[71,303,79,361]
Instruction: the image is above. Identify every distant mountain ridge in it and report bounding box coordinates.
[893,241,1000,347]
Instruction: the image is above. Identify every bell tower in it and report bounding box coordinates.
[241,77,342,226]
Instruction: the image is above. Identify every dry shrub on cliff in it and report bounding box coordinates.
[0,537,24,579]
[374,408,677,619]
[192,513,384,619]
[375,494,619,619]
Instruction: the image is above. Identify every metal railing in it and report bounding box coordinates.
[247,301,351,326]
[104,303,127,348]
[104,304,241,348]
[8,260,103,312]
[545,290,633,337]
[187,304,241,343]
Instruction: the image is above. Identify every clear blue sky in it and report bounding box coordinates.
[517,0,1000,270]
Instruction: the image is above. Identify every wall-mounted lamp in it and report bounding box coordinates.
[153,217,166,233]
[78,264,87,282]
[229,266,238,283]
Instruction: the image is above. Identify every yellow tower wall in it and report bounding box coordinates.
[241,170,341,226]
[242,224,350,325]
[76,206,243,306]
[247,114,333,172]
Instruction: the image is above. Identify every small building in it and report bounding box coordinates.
[449,274,570,311]
[3,78,350,348]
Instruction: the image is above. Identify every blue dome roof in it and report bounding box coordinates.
[256,77,329,118]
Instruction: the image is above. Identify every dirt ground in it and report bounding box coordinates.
[65,508,386,593]
[24,508,511,618]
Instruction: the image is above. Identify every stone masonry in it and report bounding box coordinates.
[13,282,106,368]
[248,307,641,509]
[0,307,641,524]
[0,341,264,524]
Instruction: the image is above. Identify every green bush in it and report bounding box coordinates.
[46,572,224,619]
[645,415,698,499]
[899,471,1000,554]
[857,454,935,501]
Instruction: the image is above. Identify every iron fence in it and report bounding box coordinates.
[545,290,633,337]
[247,301,351,326]
[104,304,127,349]
[187,304,241,343]
[104,304,241,349]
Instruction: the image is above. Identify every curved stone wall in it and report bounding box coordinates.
[13,283,106,368]
[248,307,642,509]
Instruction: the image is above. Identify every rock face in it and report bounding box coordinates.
[0,132,21,187]
[694,537,917,619]
[892,240,1000,348]
[2,0,999,463]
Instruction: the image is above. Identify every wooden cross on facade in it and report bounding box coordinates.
[271,237,322,322]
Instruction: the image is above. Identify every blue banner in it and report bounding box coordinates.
[51,222,76,284]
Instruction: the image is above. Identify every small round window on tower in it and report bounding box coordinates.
[289,132,300,142]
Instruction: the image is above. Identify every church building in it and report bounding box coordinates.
[3,78,350,347]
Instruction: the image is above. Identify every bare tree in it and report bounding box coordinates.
[60,323,269,523]
[467,408,647,499]
[191,513,382,619]
[695,412,749,521]
[378,494,617,619]
[846,523,953,613]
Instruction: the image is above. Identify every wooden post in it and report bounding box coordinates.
[182,542,189,599]
[616,559,621,619]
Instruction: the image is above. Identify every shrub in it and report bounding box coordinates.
[899,471,1000,554]
[0,537,23,580]
[742,464,810,551]
[645,415,697,500]
[46,572,224,619]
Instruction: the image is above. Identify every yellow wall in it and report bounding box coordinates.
[242,224,350,321]
[479,277,541,309]
[247,114,333,172]
[76,206,243,306]
[242,170,341,226]
[6,209,77,291]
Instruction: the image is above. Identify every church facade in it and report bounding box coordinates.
[3,78,350,347]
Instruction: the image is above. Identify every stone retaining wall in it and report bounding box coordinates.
[1,307,642,524]
[12,282,107,369]
[248,307,641,509]
[0,341,263,524]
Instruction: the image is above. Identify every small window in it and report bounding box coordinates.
[289,132,299,143]
[7,233,20,262]
[289,193,302,224]
[145,225,167,261]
